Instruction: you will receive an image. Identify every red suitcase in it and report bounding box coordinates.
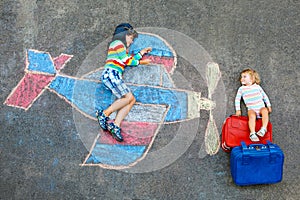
[221,115,272,152]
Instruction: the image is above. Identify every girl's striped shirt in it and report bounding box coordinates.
[235,83,271,112]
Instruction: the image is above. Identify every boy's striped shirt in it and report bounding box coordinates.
[104,40,142,74]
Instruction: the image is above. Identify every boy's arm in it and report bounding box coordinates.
[140,47,152,56]
[138,47,152,65]
[139,59,151,65]
[112,41,141,66]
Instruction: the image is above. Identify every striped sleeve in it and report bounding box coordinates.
[111,40,141,66]
[235,87,242,111]
[259,85,271,107]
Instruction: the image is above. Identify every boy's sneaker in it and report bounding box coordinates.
[107,122,123,142]
[96,109,109,131]
[256,127,267,137]
[249,132,260,142]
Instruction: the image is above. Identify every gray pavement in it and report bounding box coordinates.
[0,0,299,199]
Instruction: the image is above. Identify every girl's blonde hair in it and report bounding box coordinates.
[241,68,261,84]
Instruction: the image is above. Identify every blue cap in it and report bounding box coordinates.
[113,23,136,36]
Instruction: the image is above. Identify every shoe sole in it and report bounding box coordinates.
[104,127,123,142]
[110,129,123,142]
[250,134,260,142]
[256,131,265,137]
[112,133,123,142]
[107,123,123,142]
[250,138,260,142]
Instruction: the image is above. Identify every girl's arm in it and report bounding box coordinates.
[259,86,271,107]
[267,106,272,113]
[235,87,242,115]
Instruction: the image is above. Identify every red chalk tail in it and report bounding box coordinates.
[4,73,55,110]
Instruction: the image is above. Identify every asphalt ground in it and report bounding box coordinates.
[0,0,299,199]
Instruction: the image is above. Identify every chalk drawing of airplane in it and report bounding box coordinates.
[4,33,221,169]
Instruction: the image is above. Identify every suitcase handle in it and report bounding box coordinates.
[241,141,278,164]
[241,140,275,151]
[241,141,267,151]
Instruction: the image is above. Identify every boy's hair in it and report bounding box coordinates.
[241,68,261,84]
[110,23,138,47]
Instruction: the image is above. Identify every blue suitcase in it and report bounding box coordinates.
[230,141,284,186]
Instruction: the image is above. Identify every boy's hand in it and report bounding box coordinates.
[140,47,152,56]
[139,59,151,65]
[235,110,241,116]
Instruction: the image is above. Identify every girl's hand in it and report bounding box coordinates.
[139,59,151,65]
[268,106,272,113]
[235,110,241,116]
[140,47,152,56]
